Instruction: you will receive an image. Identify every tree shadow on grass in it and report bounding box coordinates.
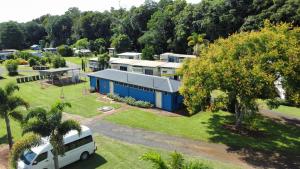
[206,113,300,168]
[62,153,107,169]
[0,134,8,144]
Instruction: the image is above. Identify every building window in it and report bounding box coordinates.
[145,69,153,75]
[120,66,127,71]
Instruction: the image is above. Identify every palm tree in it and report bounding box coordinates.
[187,33,209,56]
[140,151,212,169]
[23,102,81,169]
[9,133,41,169]
[0,82,29,149]
[97,53,110,70]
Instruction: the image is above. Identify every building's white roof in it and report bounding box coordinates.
[117,52,142,57]
[89,69,181,93]
[90,57,182,69]
[161,52,196,58]
[110,58,165,68]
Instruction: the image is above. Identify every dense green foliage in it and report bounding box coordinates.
[0,83,29,149]
[97,53,110,70]
[23,102,82,169]
[9,134,41,169]
[142,45,155,60]
[52,56,66,68]
[5,60,19,76]
[0,0,299,53]
[57,45,74,57]
[140,151,212,169]
[108,94,153,108]
[179,21,300,127]
[0,22,25,49]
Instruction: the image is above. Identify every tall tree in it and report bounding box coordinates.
[23,102,81,169]
[0,21,25,49]
[97,53,110,70]
[187,33,209,56]
[45,15,73,46]
[179,21,300,128]
[23,21,47,47]
[0,83,29,149]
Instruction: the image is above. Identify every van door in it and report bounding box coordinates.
[31,152,50,169]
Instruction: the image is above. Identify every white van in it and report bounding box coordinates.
[18,125,96,169]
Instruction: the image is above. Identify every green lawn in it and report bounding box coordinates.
[0,124,239,169]
[0,118,23,145]
[64,56,83,66]
[105,109,300,155]
[258,100,300,119]
[0,65,120,118]
[64,135,240,169]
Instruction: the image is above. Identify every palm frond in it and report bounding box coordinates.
[4,82,19,96]
[7,96,29,110]
[9,110,24,122]
[25,107,47,122]
[58,120,81,136]
[140,152,169,169]
[50,101,71,112]
[22,121,51,137]
[169,151,184,169]
[9,133,42,169]
[183,161,212,169]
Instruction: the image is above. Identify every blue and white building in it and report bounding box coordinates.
[88,69,183,112]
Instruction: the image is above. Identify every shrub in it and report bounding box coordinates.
[28,58,38,67]
[16,51,33,60]
[52,56,66,68]
[17,58,28,65]
[40,57,48,65]
[108,94,153,108]
[57,45,74,57]
[5,59,19,76]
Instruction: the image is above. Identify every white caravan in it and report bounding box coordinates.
[18,125,96,169]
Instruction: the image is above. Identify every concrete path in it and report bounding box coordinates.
[63,104,253,169]
[83,119,253,168]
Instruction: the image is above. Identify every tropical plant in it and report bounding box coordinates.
[179,21,300,129]
[0,83,29,149]
[22,102,81,169]
[97,53,110,70]
[140,151,212,169]
[9,133,41,169]
[5,59,19,76]
[187,33,209,56]
[57,45,74,57]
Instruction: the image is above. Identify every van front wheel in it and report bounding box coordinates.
[80,152,89,161]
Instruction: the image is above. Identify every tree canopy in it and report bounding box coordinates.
[0,0,299,52]
[179,21,300,127]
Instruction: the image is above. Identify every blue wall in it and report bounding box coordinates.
[162,92,183,112]
[90,77,97,89]
[129,87,155,104]
[99,79,110,94]
[114,83,129,97]
[89,76,183,112]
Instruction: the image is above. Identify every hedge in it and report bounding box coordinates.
[107,94,153,108]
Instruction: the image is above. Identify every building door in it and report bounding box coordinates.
[155,91,162,108]
[109,81,114,94]
[96,79,100,92]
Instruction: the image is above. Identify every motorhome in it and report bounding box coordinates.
[18,125,96,169]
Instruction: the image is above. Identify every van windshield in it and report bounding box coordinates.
[20,150,37,165]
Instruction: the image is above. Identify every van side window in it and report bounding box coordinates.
[65,135,93,152]
[35,152,48,162]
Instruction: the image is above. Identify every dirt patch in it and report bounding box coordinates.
[0,145,9,169]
